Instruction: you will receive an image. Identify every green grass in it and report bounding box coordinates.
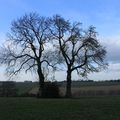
[0,96,120,120]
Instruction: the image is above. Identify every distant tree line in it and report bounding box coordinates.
[0,13,107,98]
[0,80,120,97]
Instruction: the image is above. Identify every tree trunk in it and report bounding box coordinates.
[37,65,45,97]
[65,69,72,98]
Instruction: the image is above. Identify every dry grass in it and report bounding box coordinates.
[71,85,120,97]
[29,84,120,97]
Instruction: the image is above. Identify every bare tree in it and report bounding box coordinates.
[0,13,53,96]
[0,13,107,98]
[50,15,107,97]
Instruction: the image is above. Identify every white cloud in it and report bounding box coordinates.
[0,32,6,43]
[108,63,120,72]
[99,35,120,63]
[88,63,120,80]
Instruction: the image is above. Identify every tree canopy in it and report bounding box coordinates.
[0,13,107,98]
[49,15,107,97]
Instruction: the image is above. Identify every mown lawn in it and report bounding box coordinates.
[0,96,120,120]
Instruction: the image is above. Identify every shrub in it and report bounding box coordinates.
[41,82,60,98]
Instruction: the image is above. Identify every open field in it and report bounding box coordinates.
[0,96,120,120]
[30,84,120,97]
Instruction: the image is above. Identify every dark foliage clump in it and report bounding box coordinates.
[41,82,60,98]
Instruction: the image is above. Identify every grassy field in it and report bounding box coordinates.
[0,96,120,120]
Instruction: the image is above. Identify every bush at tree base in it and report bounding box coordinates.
[40,82,60,98]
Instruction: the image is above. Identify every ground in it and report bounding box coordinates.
[0,96,120,120]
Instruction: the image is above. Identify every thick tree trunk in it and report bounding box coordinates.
[37,65,45,97]
[65,69,72,98]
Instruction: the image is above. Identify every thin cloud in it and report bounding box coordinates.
[100,36,120,63]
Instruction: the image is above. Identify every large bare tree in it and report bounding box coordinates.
[50,15,107,97]
[0,13,53,96]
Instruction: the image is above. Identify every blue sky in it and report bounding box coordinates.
[1,0,120,81]
[1,0,120,36]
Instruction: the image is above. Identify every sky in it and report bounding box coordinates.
[0,0,120,81]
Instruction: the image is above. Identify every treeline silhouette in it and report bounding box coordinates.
[0,80,120,97]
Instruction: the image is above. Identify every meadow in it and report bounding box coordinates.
[0,96,120,120]
[29,81,120,97]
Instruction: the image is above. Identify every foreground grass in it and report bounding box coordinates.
[0,96,120,120]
